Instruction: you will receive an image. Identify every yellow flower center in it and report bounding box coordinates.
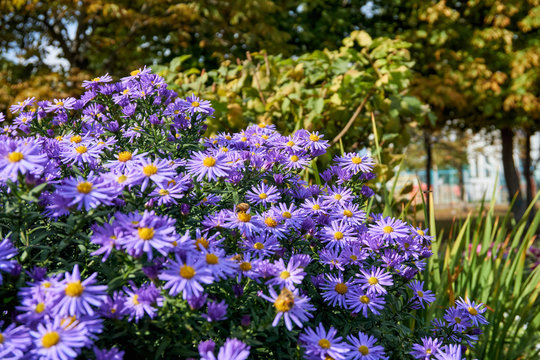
[258,123,267,128]
[158,189,169,196]
[286,141,295,147]
[343,210,353,217]
[142,164,158,176]
[8,152,24,163]
[334,194,342,200]
[334,231,344,240]
[132,295,140,305]
[240,262,252,271]
[468,307,478,316]
[0,333,3,344]
[264,217,278,228]
[383,226,394,234]
[225,135,232,140]
[335,283,348,294]
[118,151,132,162]
[259,192,268,199]
[318,339,331,349]
[191,101,200,107]
[309,134,319,141]
[312,204,320,210]
[241,136,247,142]
[70,135,82,143]
[282,211,292,219]
[417,230,425,236]
[455,317,462,323]
[180,265,196,279]
[65,281,84,297]
[195,237,209,250]
[350,255,358,261]
[253,242,265,250]
[404,243,410,249]
[262,135,269,139]
[290,155,299,162]
[130,69,140,76]
[35,302,45,313]
[43,281,51,288]
[351,156,363,164]
[368,277,379,285]
[426,349,432,354]
[138,227,155,240]
[76,181,93,194]
[56,101,64,107]
[417,291,424,298]
[75,145,87,154]
[206,253,219,265]
[117,175,128,183]
[203,156,216,167]
[358,345,369,355]
[42,331,60,348]
[237,211,251,222]
[360,295,370,304]
[280,271,291,279]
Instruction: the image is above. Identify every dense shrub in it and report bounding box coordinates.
[0,68,486,359]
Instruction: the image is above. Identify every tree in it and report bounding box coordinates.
[367,0,540,221]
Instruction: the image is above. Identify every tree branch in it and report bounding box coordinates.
[330,88,375,146]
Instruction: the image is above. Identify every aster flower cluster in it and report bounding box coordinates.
[0,68,488,359]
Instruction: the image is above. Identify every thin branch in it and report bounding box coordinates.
[330,88,375,146]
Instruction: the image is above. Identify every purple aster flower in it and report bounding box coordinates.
[241,234,281,258]
[150,176,189,205]
[105,149,146,172]
[187,151,229,181]
[271,202,305,230]
[282,152,310,170]
[181,94,215,116]
[223,209,263,237]
[57,173,118,211]
[122,282,163,322]
[202,300,228,322]
[0,237,17,285]
[118,210,178,260]
[335,152,375,174]
[410,337,442,359]
[340,245,368,266]
[45,97,77,113]
[300,323,350,360]
[408,280,436,309]
[52,264,108,317]
[0,138,48,182]
[434,344,463,360]
[134,158,177,191]
[369,216,410,244]
[321,272,354,308]
[9,96,35,113]
[320,248,346,271]
[0,321,31,359]
[331,203,367,225]
[322,185,354,206]
[158,253,214,299]
[321,220,357,250]
[94,346,125,360]
[443,306,472,332]
[29,316,87,360]
[60,141,103,167]
[345,288,385,318]
[246,182,281,205]
[199,338,250,360]
[455,297,489,326]
[259,287,315,331]
[99,291,127,319]
[356,267,394,295]
[344,331,388,360]
[199,248,238,280]
[266,258,306,290]
[89,222,124,262]
[302,197,328,217]
[82,73,113,89]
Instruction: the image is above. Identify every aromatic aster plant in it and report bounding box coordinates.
[0,68,487,359]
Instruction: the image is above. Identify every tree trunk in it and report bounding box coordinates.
[501,127,526,222]
[458,166,465,202]
[424,130,432,215]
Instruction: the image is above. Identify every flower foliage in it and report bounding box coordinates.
[0,68,487,359]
